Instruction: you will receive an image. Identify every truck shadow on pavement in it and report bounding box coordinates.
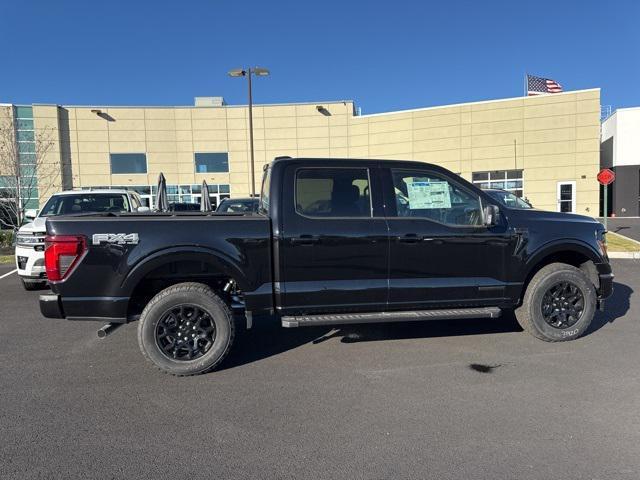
[587,281,632,335]
[220,281,632,370]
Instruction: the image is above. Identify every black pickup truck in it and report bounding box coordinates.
[40,157,613,375]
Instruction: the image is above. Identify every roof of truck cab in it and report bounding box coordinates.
[270,157,442,170]
[51,189,137,196]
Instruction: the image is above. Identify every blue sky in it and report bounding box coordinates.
[1,0,638,113]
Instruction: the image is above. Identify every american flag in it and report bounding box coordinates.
[527,74,563,95]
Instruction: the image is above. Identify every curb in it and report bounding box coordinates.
[608,251,640,259]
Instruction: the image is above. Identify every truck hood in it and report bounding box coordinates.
[18,217,47,234]
[509,208,604,232]
[518,208,598,223]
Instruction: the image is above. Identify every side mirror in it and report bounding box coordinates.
[136,206,151,213]
[483,204,500,227]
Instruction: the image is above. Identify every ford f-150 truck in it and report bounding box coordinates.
[40,157,613,376]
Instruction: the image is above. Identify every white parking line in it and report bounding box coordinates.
[0,269,17,280]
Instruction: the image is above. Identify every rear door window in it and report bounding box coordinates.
[295,168,371,218]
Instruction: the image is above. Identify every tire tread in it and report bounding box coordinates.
[515,262,593,342]
[137,282,235,376]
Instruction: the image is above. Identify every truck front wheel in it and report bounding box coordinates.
[515,263,596,342]
[137,282,235,376]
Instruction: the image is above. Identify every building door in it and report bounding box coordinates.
[557,181,576,213]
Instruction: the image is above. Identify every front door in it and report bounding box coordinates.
[557,181,576,213]
[383,167,514,309]
[279,163,388,314]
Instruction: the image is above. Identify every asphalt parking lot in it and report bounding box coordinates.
[1,260,639,480]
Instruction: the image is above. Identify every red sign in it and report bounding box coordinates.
[597,168,615,186]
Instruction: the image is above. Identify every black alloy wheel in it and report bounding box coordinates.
[541,281,585,329]
[155,304,216,361]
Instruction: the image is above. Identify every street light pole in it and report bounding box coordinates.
[247,69,255,196]
[228,67,269,197]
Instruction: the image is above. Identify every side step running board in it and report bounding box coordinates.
[282,307,501,328]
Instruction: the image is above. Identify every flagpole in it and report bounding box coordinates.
[524,73,527,97]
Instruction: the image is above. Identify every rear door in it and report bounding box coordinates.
[279,162,388,314]
[382,166,514,308]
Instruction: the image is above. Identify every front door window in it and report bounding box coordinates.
[391,169,483,226]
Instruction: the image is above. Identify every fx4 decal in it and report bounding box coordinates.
[92,233,139,246]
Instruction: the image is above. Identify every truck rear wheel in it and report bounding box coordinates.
[515,263,596,342]
[137,282,235,376]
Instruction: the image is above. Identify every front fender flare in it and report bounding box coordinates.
[522,239,603,281]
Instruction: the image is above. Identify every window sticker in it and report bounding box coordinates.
[406,180,451,209]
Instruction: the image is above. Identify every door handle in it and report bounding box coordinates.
[398,233,420,243]
[291,235,319,245]
[397,234,437,243]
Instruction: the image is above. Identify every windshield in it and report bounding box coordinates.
[40,193,130,217]
[217,199,259,213]
[486,190,532,209]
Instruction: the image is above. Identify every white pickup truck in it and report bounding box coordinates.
[15,189,147,290]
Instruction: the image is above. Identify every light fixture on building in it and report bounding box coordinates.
[316,105,331,116]
[228,67,270,196]
[90,109,102,115]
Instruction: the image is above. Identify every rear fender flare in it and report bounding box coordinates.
[121,246,249,295]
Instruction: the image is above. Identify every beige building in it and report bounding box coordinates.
[1,88,601,214]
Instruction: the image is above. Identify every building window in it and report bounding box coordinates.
[15,106,33,118]
[472,169,523,197]
[16,130,35,142]
[13,105,38,209]
[110,153,147,174]
[16,119,33,130]
[195,152,229,173]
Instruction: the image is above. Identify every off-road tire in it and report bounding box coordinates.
[21,279,46,291]
[137,282,235,376]
[515,263,596,342]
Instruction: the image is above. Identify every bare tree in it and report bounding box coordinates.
[0,114,57,229]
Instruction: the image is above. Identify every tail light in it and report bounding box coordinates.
[44,235,87,282]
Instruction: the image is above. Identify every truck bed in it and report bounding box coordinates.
[44,213,273,322]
